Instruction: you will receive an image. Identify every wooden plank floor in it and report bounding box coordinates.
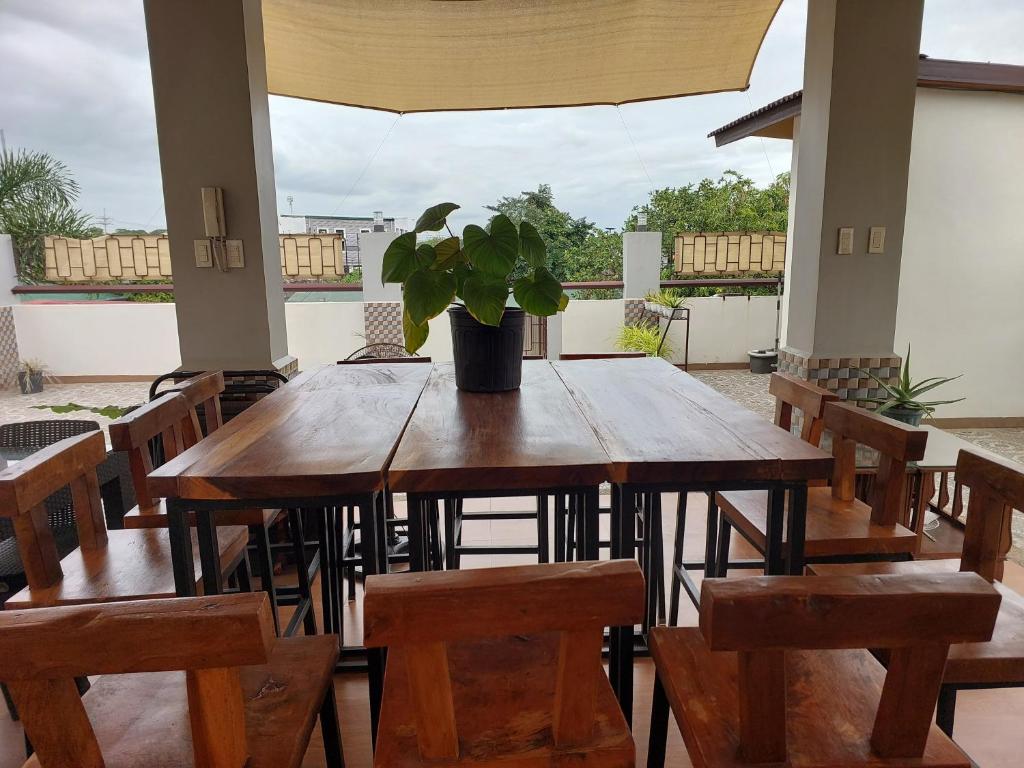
[3,491,1023,767]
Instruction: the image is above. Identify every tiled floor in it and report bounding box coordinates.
[0,381,149,436]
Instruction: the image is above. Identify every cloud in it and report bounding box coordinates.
[1,0,1019,233]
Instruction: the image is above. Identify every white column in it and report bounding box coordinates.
[623,231,662,299]
[544,313,563,361]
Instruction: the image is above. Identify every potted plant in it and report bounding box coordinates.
[858,345,964,426]
[643,289,688,359]
[382,202,569,392]
[616,322,674,359]
[17,359,47,395]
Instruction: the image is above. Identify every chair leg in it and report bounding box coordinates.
[235,550,252,593]
[429,500,443,570]
[651,494,666,626]
[936,684,957,737]
[319,681,346,768]
[536,494,550,563]
[253,523,281,636]
[554,494,567,562]
[444,498,458,570]
[668,492,687,626]
[345,506,356,601]
[287,511,318,636]
[714,517,732,578]
[647,672,670,768]
[567,495,578,562]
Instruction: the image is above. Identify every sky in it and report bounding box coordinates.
[1,1,1022,233]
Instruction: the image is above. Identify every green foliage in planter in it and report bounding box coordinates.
[644,288,689,310]
[616,322,673,359]
[858,344,964,416]
[382,202,570,353]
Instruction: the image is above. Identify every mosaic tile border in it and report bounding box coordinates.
[0,307,19,389]
[624,298,647,326]
[778,347,900,402]
[364,301,404,346]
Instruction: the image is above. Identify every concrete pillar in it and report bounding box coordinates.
[779,0,923,399]
[359,232,402,303]
[0,235,21,388]
[545,312,563,361]
[622,231,662,299]
[144,0,294,374]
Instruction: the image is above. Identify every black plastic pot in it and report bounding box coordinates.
[449,304,525,392]
[884,406,924,426]
[17,371,43,395]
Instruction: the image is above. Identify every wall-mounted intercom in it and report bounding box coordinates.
[194,187,244,271]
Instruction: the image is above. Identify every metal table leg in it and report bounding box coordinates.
[359,491,387,748]
[167,498,197,597]
[786,483,808,575]
[609,483,636,725]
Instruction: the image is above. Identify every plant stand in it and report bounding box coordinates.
[644,302,690,371]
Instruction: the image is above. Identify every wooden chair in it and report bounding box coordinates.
[0,430,247,609]
[712,399,927,576]
[0,592,344,768]
[810,448,1024,737]
[112,376,304,635]
[647,573,1001,768]
[364,560,643,768]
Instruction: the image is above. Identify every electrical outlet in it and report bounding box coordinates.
[226,239,245,269]
[194,239,213,268]
[837,227,854,255]
[868,226,886,254]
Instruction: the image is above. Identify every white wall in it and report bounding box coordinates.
[662,296,778,365]
[895,89,1024,418]
[285,301,365,366]
[562,300,625,355]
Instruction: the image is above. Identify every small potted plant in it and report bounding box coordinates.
[17,359,47,395]
[858,345,964,426]
[382,202,569,392]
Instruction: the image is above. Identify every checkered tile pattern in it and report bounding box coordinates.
[624,298,647,326]
[0,307,19,389]
[778,348,900,401]
[364,301,404,346]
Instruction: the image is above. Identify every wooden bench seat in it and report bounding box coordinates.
[122,498,280,529]
[5,524,249,609]
[719,487,917,558]
[650,626,971,768]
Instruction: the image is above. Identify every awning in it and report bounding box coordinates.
[262,0,782,113]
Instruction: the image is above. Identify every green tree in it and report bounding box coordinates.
[486,184,593,281]
[0,148,97,282]
[562,229,623,298]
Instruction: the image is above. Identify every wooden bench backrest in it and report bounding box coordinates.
[768,372,838,446]
[956,449,1024,582]
[176,371,226,442]
[109,393,190,511]
[363,560,644,758]
[0,593,274,768]
[700,573,1000,764]
[825,402,928,526]
[0,431,108,592]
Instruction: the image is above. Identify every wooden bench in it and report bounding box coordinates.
[0,431,246,609]
[810,448,1024,737]
[364,560,643,768]
[714,399,926,572]
[0,592,342,768]
[647,573,1000,768]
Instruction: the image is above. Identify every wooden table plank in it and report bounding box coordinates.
[387,361,611,493]
[147,364,430,500]
[553,358,833,485]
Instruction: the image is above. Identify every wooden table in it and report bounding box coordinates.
[388,361,611,569]
[147,362,431,742]
[553,357,834,723]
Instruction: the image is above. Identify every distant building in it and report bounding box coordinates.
[278,211,410,268]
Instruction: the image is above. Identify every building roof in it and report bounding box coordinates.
[279,214,395,221]
[708,56,1024,147]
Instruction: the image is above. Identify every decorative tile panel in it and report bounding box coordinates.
[0,307,19,389]
[364,301,404,346]
[778,348,900,402]
[624,298,647,326]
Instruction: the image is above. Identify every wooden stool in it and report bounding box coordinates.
[810,448,1024,737]
[364,560,644,768]
[713,399,927,576]
[0,431,247,609]
[647,572,1001,768]
[111,375,302,636]
[0,592,343,768]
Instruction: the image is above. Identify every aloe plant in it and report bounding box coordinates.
[859,344,964,416]
[381,202,569,353]
[644,288,688,310]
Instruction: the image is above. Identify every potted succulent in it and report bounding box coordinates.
[382,202,569,392]
[859,345,964,426]
[643,289,688,359]
[17,359,47,395]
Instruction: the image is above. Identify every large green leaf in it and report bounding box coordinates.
[513,266,563,317]
[518,220,546,268]
[415,202,460,233]
[402,308,430,354]
[461,274,509,326]
[463,214,519,278]
[404,268,456,325]
[381,232,418,283]
[415,242,437,269]
[431,236,464,270]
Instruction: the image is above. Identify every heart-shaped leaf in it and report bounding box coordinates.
[402,307,430,354]
[381,232,418,283]
[432,236,464,270]
[453,263,472,296]
[558,291,570,311]
[461,273,509,326]
[519,221,547,267]
[404,268,456,326]
[513,266,564,317]
[415,202,460,233]
[416,242,436,268]
[463,214,519,278]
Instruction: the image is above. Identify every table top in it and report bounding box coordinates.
[914,425,1003,473]
[147,363,431,501]
[553,358,833,485]
[387,361,610,493]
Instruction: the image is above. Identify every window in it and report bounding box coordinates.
[317,228,328,234]
[335,228,345,234]
[359,227,371,233]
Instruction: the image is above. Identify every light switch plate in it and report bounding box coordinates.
[193,239,213,268]
[837,227,854,255]
[226,239,245,269]
[868,226,886,254]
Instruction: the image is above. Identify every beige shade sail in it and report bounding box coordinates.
[262,0,782,113]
